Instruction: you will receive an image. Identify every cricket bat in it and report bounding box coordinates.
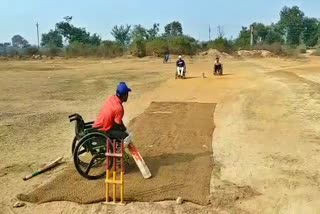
[127,142,152,179]
[124,133,152,179]
[23,157,63,181]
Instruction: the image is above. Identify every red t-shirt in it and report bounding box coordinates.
[93,95,124,132]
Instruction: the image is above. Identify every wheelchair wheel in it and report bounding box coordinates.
[72,136,89,168]
[73,132,112,180]
[71,136,77,154]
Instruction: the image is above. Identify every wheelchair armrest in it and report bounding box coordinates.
[84,121,94,129]
[85,126,102,133]
[85,121,94,125]
[84,124,93,129]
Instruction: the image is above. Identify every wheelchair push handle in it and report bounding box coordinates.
[69,118,76,122]
[68,113,79,119]
[68,113,95,128]
[68,113,83,122]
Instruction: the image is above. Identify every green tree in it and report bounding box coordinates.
[130,25,148,41]
[68,27,90,44]
[89,33,101,46]
[252,23,269,44]
[147,23,160,40]
[302,17,319,47]
[41,30,63,47]
[164,21,183,36]
[111,25,131,47]
[56,17,73,41]
[264,29,284,44]
[278,6,305,45]
[234,27,251,49]
[11,35,29,48]
[56,17,101,45]
[131,23,160,41]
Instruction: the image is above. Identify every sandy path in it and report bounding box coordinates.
[1,56,320,213]
[212,58,320,213]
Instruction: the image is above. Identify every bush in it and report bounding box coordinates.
[4,47,19,56]
[255,43,307,57]
[98,40,124,57]
[167,36,199,55]
[281,46,296,56]
[130,39,146,57]
[312,44,320,56]
[48,46,62,56]
[296,44,307,53]
[97,41,124,58]
[66,42,97,57]
[255,43,283,55]
[281,46,306,57]
[23,46,40,56]
[313,49,320,56]
[199,41,209,52]
[40,45,62,57]
[65,41,124,58]
[135,35,203,57]
[207,37,234,54]
[145,38,168,56]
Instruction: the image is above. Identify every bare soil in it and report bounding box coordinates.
[1,56,320,213]
[17,102,215,205]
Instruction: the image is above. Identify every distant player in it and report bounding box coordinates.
[214,56,223,75]
[163,52,170,63]
[176,55,186,78]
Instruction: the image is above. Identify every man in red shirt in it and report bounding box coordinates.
[93,82,131,141]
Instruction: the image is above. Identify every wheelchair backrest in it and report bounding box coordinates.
[68,113,86,140]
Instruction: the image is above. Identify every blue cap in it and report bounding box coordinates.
[116,82,132,96]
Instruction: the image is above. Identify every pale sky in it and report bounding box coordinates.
[0,0,318,45]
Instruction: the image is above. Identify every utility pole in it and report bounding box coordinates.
[36,22,40,49]
[250,25,254,47]
[209,25,211,41]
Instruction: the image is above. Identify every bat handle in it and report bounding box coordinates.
[23,174,33,181]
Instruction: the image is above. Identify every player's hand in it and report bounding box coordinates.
[124,133,132,147]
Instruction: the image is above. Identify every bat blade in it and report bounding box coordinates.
[127,143,152,179]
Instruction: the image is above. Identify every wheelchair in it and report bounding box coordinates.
[163,54,170,63]
[175,66,187,79]
[214,63,223,76]
[68,114,127,180]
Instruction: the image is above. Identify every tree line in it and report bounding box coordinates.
[1,6,320,58]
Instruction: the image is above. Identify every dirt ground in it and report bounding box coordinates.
[1,55,320,214]
[17,102,215,205]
